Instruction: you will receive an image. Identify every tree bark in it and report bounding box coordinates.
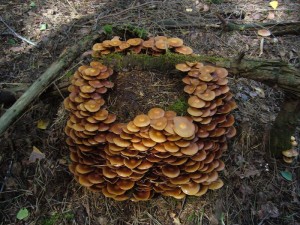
[269,98,300,157]
[0,34,100,135]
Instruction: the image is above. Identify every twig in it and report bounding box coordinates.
[0,160,13,193]
[0,16,37,46]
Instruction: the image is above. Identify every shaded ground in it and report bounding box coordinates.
[0,0,300,225]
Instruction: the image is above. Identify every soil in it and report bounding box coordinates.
[0,0,299,225]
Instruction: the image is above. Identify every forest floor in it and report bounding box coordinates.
[0,0,300,224]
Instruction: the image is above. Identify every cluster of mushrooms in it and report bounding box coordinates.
[282,136,299,163]
[92,36,193,56]
[64,36,237,201]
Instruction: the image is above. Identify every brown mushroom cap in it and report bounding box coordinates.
[155,40,169,50]
[80,85,95,93]
[167,37,184,47]
[180,182,200,195]
[188,96,206,108]
[162,165,180,178]
[181,143,198,155]
[148,108,165,119]
[214,67,228,78]
[208,179,224,190]
[117,179,135,190]
[127,38,143,46]
[92,43,106,51]
[150,117,168,130]
[133,114,151,127]
[83,100,101,112]
[197,90,216,101]
[113,137,131,147]
[283,156,294,164]
[149,128,167,143]
[116,167,133,177]
[257,29,271,37]
[173,117,195,138]
[199,73,213,82]
[164,141,180,153]
[282,149,299,158]
[84,67,101,77]
[175,46,193,55]
[132,190,151,201]
[175,63,191,72]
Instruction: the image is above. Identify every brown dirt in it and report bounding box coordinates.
[0,0,300,225]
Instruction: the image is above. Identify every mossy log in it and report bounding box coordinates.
[101,53,300,97]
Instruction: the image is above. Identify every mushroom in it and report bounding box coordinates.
[173,117,195,138]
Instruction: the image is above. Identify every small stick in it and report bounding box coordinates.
[0,16,37,46]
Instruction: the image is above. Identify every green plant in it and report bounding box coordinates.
[40,212,74,225]
[103,24,113,35]
[168,97,188,115]
[124,24,148,39]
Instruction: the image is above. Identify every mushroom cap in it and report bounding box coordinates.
[180,182,200,195]
[113,137,131,147]
[80,85,95,93]
[84,67,101,76]
[150,117,168,130]
[197,90,216,101]
[214,67,228,78]
[107,183,126,195]
[173,116,195,138]
[199,73,213,82]
[149,128,167,143]
[127,121,140,132]
[170,175,190,185]
[93,109,109,121]
[181,143,198,155]
[282,149,299,157]
[258,29,271,37]
[117,179,135,190]
[175,46,193,55]
[116,167,133,177]
[78,176,93,187]
[167,37,183,47]
[119,42,131,50]
[175,63,191,72]
[148,108,165,119]
[132,190,151,201]
[283,156,294,164]
[188,96,206,108]
[155,40,169,50]
[208,179,224,190]
[164,141,180,153]
[162,165,180,178]
[133,114,151,127]
[110,37,122,47]
[92,43,106,51]
[83,100,101,112]
[124,158,143,169]
[127,38,143,46]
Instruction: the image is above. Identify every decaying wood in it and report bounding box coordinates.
[269,98,300,157]
[0,34,100,135]
[101,53,300,97]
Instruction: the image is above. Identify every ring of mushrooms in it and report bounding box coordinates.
[64,36,237,201]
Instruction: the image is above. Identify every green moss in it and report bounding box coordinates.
[103,24,113,35]
[168,97,188,116]
[40,212,74,225]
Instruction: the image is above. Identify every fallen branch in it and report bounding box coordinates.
[0,33,100,135]
[0,16,37,46]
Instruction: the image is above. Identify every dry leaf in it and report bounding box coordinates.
[170,212,181,225]
[254,87,265,98]
[29,146,45,163]
[37,119,49,130]
[9,46,24,52]
[269,1,278,9]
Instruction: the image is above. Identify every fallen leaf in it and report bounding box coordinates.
[269,1,278,10]
[40,23,47,31]
[258,202,279,220]
[254,87,265,98]
[280,170,293,181]
[29,146,45,163]
[30,1,36,7]
[170,212,181,225]
[17,208,29,220]
[37,119,49,129]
